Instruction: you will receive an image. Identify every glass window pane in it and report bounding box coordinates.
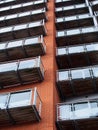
[0,43,6,50]
[8,91,31,108]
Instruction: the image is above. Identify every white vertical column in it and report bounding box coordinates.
[85,0,98,27]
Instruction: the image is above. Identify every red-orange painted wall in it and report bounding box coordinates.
[0,1,59,130]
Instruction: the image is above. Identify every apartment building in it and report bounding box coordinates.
[55,0,98,130]
[0,0,98,130]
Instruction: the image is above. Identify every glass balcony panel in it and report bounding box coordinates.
[0,62,17,72]
[58,71,69,81]
[90,101,98,117]
[56,17,64,22]
[75,4,86,8]
[31,9,42,15]
[57,48,67,55]
[0,16,5,21]
[57,31,65,37]
[0,94,8,109]
[34,0,43,4]
[29,21,41,28]
[25,37,39,45]
[58,105,73,120]
[0,26,12,33]
[65,15,77,21]
[8,90,31,108]
[69,45,84,54]
[0,6,10,12]
[0,43,6,50]
[67,29,80,36]
[7,40,23,48]
[19,11,31,17]
[14,24,27,31]
[82,27,95,33]
[63,5,74,10]
[6,14,17,20]
[11,4,21,9]
[74,102,89,119]
[23,2,33,7]
[86,43,98,51]
[92,67,98,77]
[71,68,90,79]
[18,59,37,70]
[91,1,98,5]
[56,7,62,12]
[78,14,90,19]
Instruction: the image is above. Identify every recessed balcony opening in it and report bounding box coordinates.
[56,43,98,69]
[0,8,48,27]
[56,66,98,100]
[0,35,46,62]
[0,88,42,126]
[56,98,98,130]
[0,0,48,17]
[0,20,47,42]
[55,0,85,8]
[0,56,44,89]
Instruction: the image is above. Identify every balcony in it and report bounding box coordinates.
[0,20,47,42]
[0,57,44,89]
[0,0,48,8]
[56,27,98,47]
[55,0,85,8]
[0,88,42,126]
[91,1,98,12]
[56,66,98,100]
[55,5,89,18]
[0,35,46,62]
[0,8,48,27]
[0,0,48,17]
[56,43,98,69]
[56,17,94,30]
[56,98,98,130]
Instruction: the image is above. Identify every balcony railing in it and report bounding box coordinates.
[0,35,46,62]
[56,98,98,130]
[56,26,98,47]
[56,66,98,100]
[0,20,47,42]
[0,8,48,27]
[56,42,98,69]
[0,88,42,126]
[56,17,94,30]
[55,0,85,8]
[0,56,44,88]
[0,0,48,16]
[0,0,48,8]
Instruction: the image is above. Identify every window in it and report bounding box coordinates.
[58,71,69,81]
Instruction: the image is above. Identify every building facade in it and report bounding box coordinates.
[0,0,98,130]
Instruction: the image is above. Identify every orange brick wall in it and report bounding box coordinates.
[0,1,59,130]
